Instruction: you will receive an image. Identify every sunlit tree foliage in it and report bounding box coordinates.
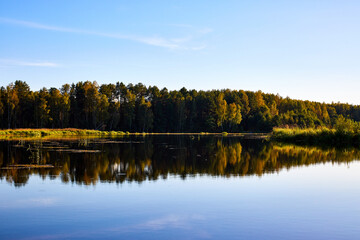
[1,80,360,132]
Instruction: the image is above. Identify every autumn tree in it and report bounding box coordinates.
[226,102,242,132]
[136,96,153,132]
[216,93,228,131]
[5,84,19,128]
[34,88,51,128]
[2,80,360,132]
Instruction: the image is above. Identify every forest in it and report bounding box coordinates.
[1,80,360,133]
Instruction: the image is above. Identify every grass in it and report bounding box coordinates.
[0,128,127,138]
[272,127,360,147]
[0,129,268,139]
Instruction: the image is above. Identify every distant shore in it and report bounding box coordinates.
[3,128,359,147]
[0,129,269,139]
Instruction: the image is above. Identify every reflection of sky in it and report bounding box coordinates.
[1,162,360,240]
[3,197,58,208]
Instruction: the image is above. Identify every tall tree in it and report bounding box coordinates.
[227,103,242,132]
[122,90,136,131]
[136,96,153,132]
[5,84,19,129]
[34,88,51,128]
[216,93,228,131]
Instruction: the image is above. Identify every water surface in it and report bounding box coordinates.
[1,136,360,239]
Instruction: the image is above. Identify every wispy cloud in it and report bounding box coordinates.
[0,18,211,50]
[1,18,78,32]
[0,59,59,67]
[164,23,194,28]
[198,27,213,34]
[162,23,213,34]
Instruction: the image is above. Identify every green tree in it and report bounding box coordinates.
[123,90,136,131]
[216,93,228,130]
[227,102,242,131]
[83,81,100,128]
[96,94,110,129]
[0,88,4,127]
[5,84,19,128]
[137,96,153,132]
[35,88,51,128]
[48,88,63,128]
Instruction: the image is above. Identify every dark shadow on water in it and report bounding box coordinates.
[0,136,359,187]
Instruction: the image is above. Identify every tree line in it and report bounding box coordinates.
[1,80,360,132]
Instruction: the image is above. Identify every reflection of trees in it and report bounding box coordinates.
[1,137,360,187]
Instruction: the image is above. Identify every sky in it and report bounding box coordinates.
[0,0,360,104]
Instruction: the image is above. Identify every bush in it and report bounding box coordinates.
[272,126,360,147]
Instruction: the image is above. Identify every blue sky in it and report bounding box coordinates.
[1,0,360,104]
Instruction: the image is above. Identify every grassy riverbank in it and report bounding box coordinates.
[272,127,360,147]
[0,129,268,139]
[2,128,359,147]
[0,129,128,138]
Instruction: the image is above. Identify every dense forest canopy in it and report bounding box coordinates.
[1,80,360,132]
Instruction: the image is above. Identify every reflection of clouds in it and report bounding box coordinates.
[107,214,211,239]
[27,197,57,206]
[136,214,212,238]
[1,197,58,208]
[133,214,212,239]
[133,214,207,231]
[18,214,211,240]
[140,215,189,230]
[21,232,87,240]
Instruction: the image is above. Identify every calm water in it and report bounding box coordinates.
[1,136,360,240]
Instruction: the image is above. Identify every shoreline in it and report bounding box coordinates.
[271,127,360,147]
[0,128,270,139]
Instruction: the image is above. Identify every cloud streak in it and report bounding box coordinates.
[0,18,210,50]
[0,59,59,67]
